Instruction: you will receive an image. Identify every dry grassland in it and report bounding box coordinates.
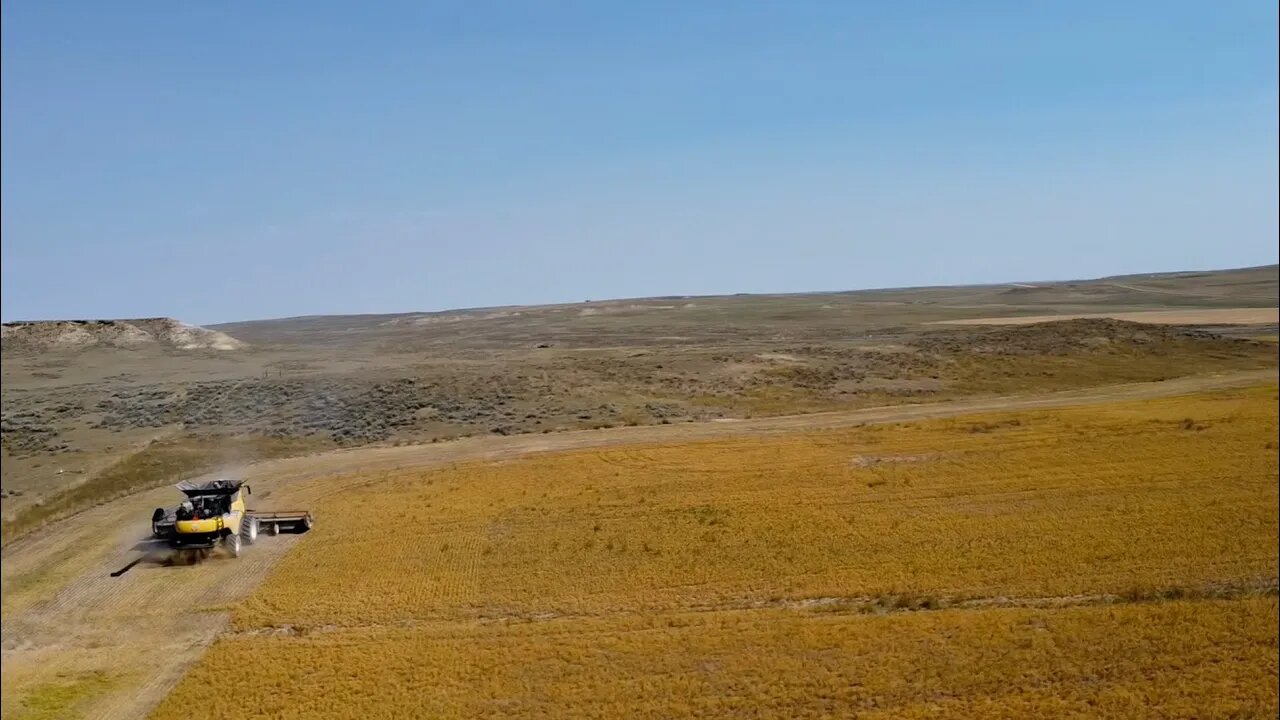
[933,307,1280,325]
[6,318,1274,544]
[151,386,1279,719]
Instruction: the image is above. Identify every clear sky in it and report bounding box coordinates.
[2,2,1276,324]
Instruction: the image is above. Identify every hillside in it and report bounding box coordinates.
[1,265,1275,540]
[1,318,245,353]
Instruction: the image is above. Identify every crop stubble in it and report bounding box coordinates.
[150,385,1280,719]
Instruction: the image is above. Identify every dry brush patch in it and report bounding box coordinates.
[146,385,1280,718]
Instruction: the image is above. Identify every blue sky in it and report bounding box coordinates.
[2,1,1276,324]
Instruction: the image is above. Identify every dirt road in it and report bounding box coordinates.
[1,368,1275,720]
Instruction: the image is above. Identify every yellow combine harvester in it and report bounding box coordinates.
[151,479,312,559]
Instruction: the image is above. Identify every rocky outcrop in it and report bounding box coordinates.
[1,318,246,352]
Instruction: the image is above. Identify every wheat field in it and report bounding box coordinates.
[152,385,1279,719]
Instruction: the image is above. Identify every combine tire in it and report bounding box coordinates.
[242,517,258,545]
[224,532,242,558]
[268,522,279,536]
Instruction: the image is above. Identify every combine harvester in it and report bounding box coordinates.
[150,479,312,560]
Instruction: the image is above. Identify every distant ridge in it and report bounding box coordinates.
[208,263,1278,329]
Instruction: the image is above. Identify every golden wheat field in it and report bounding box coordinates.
[152,385,1280,719]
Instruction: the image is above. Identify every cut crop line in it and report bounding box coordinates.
[225,577,1279,639]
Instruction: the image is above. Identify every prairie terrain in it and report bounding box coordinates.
[0,374,1274,719]
[3,265,1276,541]
[0,265,1277,719]
[146,384,1279,719]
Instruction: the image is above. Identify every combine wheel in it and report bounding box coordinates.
[224,532,242,558]
[242,517,258,545]
[268,522,279,536]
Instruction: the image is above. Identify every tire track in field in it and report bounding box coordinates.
[220,576,1280,639]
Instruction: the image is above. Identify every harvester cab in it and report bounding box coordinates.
[151,478,313,560]
[165,479,251,557]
